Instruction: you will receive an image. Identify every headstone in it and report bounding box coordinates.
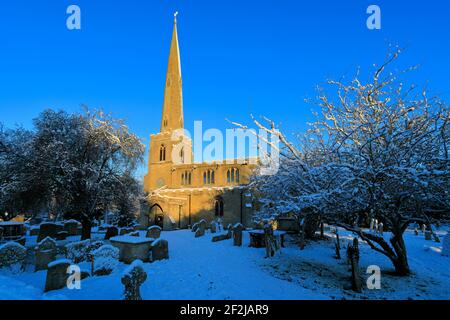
[104,226,119,240]
[378,222,384,234]
[56,231,68,241]
[35,237,57,272]
[44,259,71,292]
[150,239,169,262]
[442,233,450,257]
[374,219,378,233]
[369,219,374,231]
[195,221,206,238]
[210,222,217,234]
[425,230,432,240]
[121,260,147,300]
[37,223,59,243]
[64,220,81,236]
[232,223,244,246]
[0,242,27,272]
[146,226,162,239]
[191,223,199,233]
[422,224,426,234]
[119,227,134,236]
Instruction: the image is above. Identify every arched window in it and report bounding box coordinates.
[180,147,184,163]
[163,117,168,128]
[215,198,224,217]
[181,171,192,186]
[181,172,185,185]
[188,172,192,185]
[227,168,240,184]
[204,170,215,185]
[159,145,166,161]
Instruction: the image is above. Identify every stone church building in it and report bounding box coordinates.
[140,16,257,230]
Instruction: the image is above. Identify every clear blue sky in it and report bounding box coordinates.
[1,0,449,175]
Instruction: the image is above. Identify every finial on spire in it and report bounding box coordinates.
[174,11,179,23]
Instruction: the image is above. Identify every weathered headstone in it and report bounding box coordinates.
[0,242,27,272]
[150,239,169,262]
[195,221,206,238]
[104,226,119,240]
[442,233,450,257]
[37,223,59,243]
[378,222,384,235]
[232,223,244,246]
[191,223,199,233]
[369,219,374,231]
[35,237,57,272]
[210,222,217,234]
[64,220,81,236]
[146,226,162,239]
[56,231,69,241]
[44,259,71,292]
[121,260,147,300]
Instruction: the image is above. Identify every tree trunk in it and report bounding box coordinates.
[390,234,410,276]
[81,216,92,240]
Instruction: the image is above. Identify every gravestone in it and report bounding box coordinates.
[56,231,69,241]
[119,227,134,236]
[35,237,57,272]
[232,223,244,246]
[195,221,206,238]
[64,220,81,236]
[378,223,384,234]
[0,242,27,271]
[121,260,147,300]
[44,259,71,292]
[150,239,169,262]
[146,226,162,239]
[210,222,217,234]
[104,226,119,240]
[441,233,450,257]
[369,219,375,231]
[191,223,199,233]
[37,223,60,243]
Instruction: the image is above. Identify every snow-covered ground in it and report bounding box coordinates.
[0,228,449,300]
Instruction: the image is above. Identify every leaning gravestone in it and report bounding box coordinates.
[191,222,199,233]
[150,239,169,262]
[44,259,71,292]
[233,223,244,246]
[146,226,162,239]
[104,226,119,240]
[121,260,147,300]
[195,221,206,238]
[37,223,60,243]
[35,237,57,272]
[442,233,450,257]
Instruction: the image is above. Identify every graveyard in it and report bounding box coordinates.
[0,220,449,300]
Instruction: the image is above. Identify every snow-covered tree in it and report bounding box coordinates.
[241,49,449,275]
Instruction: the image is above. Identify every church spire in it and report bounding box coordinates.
[160,12,184,133]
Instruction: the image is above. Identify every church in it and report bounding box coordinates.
[140,15,257,230]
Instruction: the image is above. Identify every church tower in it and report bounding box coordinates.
[144,13,192,192]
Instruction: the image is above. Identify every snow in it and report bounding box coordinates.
[122,259,144,277]
[0,221,24,226]
[48,259,71,268]
[0,228,449,300]
[110,236,154,244]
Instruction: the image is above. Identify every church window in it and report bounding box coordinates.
[227,168,240,184]
[160,145,166,161]
[215,198,224,217]
[203,169,215,185]
[181,171,191,186]
[180,147,184,163]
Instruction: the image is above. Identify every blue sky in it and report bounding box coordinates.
[1,0,449,175]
